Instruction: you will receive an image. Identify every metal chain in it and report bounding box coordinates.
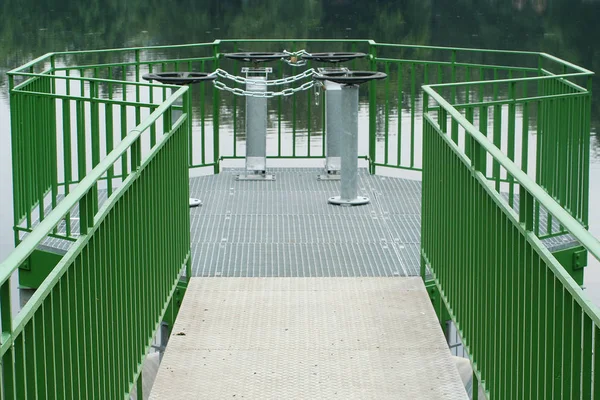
[213,79,316,98]
[214,68,315,86]
[282,50,312,67]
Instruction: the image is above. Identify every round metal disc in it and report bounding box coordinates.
[142,72,216,85]
[301,52,366,63]
[314,71,387,85]
[327,196,370,206]
[189,198,202,207]
[223,52,287,63]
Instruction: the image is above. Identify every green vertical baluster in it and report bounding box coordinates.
[492,73,501,191]
[507,80,516,207]
[213,42,220,173]
[71,261,85,398]
[439,108,447,133]
[47,75,58,217]
[186,60,194,168]
[148,64,156,148]
[521,72,529,174]
[200,60,206,165]
[562,295,573,398]
[546,95,557,236]
[35,85,45,223]
[368,44,377,174]
[522,236,531,399]
[121,65,129,178]
[63,272,74,398]
[24,321,37,396]
[52,285,65,398]
[135,51,141,131]
[397,63,403,167]
[572,305,583,400]
[533,246,543,399]
[90,78,100,213]
[593,326,599,398]
[410,63,416,167]
[384,62,390,165]
[582,77,592,226]
[582,317,593,399]
[8,75,20,244]
[465,108,474,159]
[14,334,26,396]
[570,95,580,217]
[76,98,87,186]
[37,306,50,398]
[106,68,115,196]
[1,281,15,398]
[553,285,564,398]
[62,94,73,236]
[557,96,568,224]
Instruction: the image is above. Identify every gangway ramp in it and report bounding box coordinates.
[150,277,467,399]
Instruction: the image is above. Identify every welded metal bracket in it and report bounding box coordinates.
[236,172,276,181]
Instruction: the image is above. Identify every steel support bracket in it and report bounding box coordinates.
[552,245,587,285]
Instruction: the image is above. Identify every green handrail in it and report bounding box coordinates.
[1,87,190,398]
[424,73,592,239]
[423,82,599,262]
[422,82,600,398]
[8,39,592,243]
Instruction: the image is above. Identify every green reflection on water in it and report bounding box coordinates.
[0,0,598,128]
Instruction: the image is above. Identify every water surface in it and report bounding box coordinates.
[1,0,599,301]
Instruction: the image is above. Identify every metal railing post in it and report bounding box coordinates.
[213,42,221,174]
[368,44,377,174]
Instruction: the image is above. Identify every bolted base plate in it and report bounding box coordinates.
[328,196,370,206]
[317,172,341,181]
[236,173,276,181]
[189,198,202,207]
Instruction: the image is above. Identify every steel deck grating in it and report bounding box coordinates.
[29,168,578,268]
[190,168,422,277]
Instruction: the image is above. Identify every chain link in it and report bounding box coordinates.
[212,49,317,97]
[214,68,315,86]
[282,49,312,67]
[213,79,315,98]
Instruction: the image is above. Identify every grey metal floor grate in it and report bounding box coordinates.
[25,168,580,275]
[189,168,422,277]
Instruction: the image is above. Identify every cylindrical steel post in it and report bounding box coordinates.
[325,80,342,175]
[328,84,369,206]
[245,77,267,174]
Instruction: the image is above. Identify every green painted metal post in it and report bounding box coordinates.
[368,44,377,174]
[213,42,221,174]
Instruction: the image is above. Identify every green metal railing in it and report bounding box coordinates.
[9,40,591,243]
[1,87,191,398]
[422,84,599,398]
[5,39,595,399]
[425,72,592,239]
[9,70,188,244]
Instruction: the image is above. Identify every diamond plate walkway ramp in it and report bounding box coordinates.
[150,277,467,399]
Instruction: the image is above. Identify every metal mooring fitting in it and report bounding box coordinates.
[314,70,388,206]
